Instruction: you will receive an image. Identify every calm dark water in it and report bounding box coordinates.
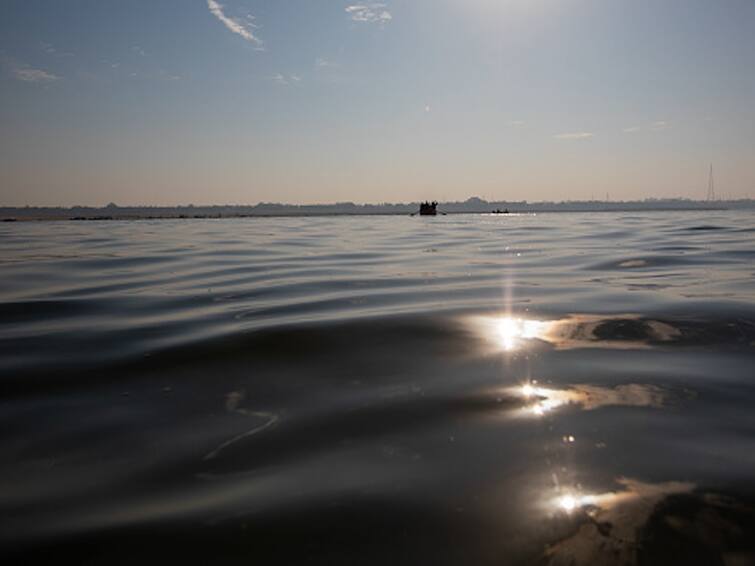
[2,211,755,565]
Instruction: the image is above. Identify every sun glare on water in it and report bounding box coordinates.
[558,495,577,512]
[512,381,575,417]
[466,314,555,353]
[554,493,599,513]
[496,317,546,351]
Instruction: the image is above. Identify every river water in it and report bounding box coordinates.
[2,211,755,564]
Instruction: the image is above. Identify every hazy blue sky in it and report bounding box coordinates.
[1,0,753,205]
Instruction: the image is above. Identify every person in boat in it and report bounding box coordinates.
[419,201,438,215]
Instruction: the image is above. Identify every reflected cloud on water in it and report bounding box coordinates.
[547,478,694,517]
[542,478,697,566]
[468,313,687,352]
[509,381,667,417]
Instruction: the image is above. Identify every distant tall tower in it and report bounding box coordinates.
[706,164,716,201]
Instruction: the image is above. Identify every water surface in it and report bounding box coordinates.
[2,211,754,564]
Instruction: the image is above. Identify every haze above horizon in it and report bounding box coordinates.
[1,0,754,206]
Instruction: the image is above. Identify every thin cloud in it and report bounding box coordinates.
[624,121,669,133]
[345,4,392,24]
[41,42,74,57]
[315,57,338,69]
[271,73,301,86]
[207,0,263,47]
[509,120,525,126]
[553,132,593,140]
[12,66,59,83]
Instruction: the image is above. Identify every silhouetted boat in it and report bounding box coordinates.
[418,201,438,216]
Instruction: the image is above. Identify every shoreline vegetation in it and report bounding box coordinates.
[1,196,753,222]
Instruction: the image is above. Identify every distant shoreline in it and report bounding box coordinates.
[1,198,752,222]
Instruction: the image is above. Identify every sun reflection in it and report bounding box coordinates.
[512,382,574,417]
[508,382,667,418]
[545,479,697,562]
[548,478,694,518]
[558,495,577,512]
[496,317,547,351]
[466,314,558,353]
[467,313,687,352]
[554,492,600,513]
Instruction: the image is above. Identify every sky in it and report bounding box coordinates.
[1,0,754,206]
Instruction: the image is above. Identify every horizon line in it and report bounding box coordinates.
[2,196,753,210]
